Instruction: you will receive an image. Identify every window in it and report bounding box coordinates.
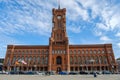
[60,34,62,40]
[96,57,99,64]
[74,50,76,54]
[82,50,84,54]
[74,56,77,64]
[63,50,66,54]
[37,57,40,64]
[38,50,40,54]
[70,56,73,64]
[41,56,44,64]
[52,50,54,54]
[58,50,60,54]
[34,50,36,53]
[102,50,105,53]
[57,16,61,19]
[86,50,88,54]
[78,50,80,54]
[78,56,81,64]
[21,56,24,60]
[7,50,11,54]
[46,50,49,54]
[108,50,112,53]
[70,50,72,54]
[90,50,92,54]
[56,56,62,65]
[94,50,96,54]
[28,50,32,54]
[98,50,101,54]
[25,56,28,62]
[45,57,48,64]
[33,56,36,64]
[41,50,44,54]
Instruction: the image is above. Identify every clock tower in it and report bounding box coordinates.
[48,7,70,72]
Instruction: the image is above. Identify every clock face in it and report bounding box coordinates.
[57,16,61,19]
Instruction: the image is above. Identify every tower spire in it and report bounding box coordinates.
[58,0,60,9]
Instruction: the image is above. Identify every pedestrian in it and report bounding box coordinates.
[94,72,97,78]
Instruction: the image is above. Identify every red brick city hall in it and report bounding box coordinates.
[3,7,118,73]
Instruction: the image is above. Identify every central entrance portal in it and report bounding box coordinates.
[56,56,62,72]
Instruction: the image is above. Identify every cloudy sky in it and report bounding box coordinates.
[0,0,120,59]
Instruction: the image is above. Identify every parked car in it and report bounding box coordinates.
[24,71,36,75]
[8,71,19,74]
[102,71,112,74]
[59,71,68,75]
[69,72,78,75]
[79,71,89,75]
[45,71,55,75]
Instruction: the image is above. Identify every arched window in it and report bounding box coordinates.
[46,50,49,54]
[82,50,84,54]
[56,56,62,65]
[96,57,99,64]
[52,50,54,54]
[41,50,44,54]
[70,56,73,64]
[78,56,81,64]
[41,56,44,64]
[37,57,40,64]
[74,56,77,64]
[33,56,36,64]
[38,50,40,54]
[94,50,96,54]
[74,50,76,54]
[98,50,101,54]
[86,50,88,54]
[21,56,24,60]
[60,34,62,40]
[70,50,72,54]
[45,56,48,64]
[102,50,105,53]
[28,56,32,64]
[90,50,92,54]
[78,50,80,54]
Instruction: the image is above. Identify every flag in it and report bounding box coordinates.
[15,61,19,65]
[21,60,27,65]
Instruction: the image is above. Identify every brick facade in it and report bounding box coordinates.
[3,7,118,73]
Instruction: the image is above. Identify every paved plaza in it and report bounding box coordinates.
[0,74,120,80]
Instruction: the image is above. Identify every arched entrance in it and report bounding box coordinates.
[57,67,61,72]
[56,56,62,73]
[56,56,62,65]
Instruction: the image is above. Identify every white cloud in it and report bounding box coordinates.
[100,36,111,42]
[115,32,120,37]
[96,23,110,31]
[117,43,120,48]
[68,26,81,33]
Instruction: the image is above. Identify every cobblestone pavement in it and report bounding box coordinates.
[0,74,120,80]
